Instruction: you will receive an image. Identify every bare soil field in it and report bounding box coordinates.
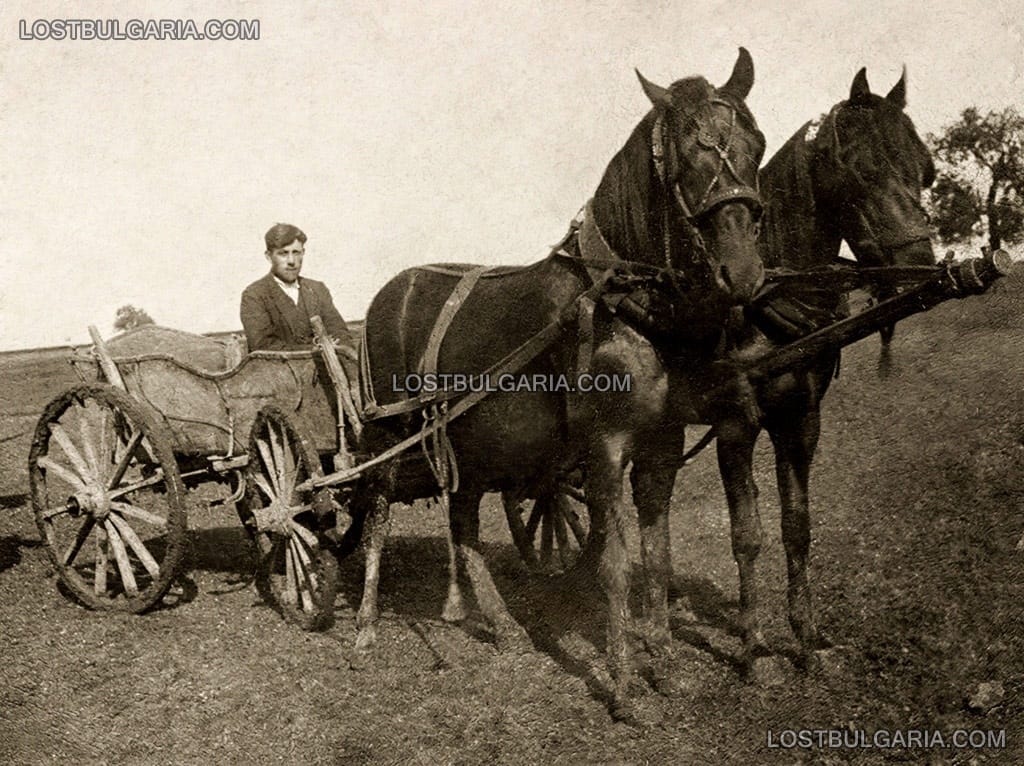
[2,273,1023,764]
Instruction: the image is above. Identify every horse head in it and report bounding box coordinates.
[809,67,936,269]
[610,48,766,313]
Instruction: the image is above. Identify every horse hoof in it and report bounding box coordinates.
[650,673,692,699]
[610,698,661,729]
[804,646,849,677]
[745,655,789,687]
[495,628,534,656]
[354,625,377,654]
[441,599,467,623]
[811,629,835,651]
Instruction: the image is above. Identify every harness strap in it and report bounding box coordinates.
[576,295,596,379]
[419,265,488,377]
[414,266,488,493]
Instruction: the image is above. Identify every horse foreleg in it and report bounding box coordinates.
[441,491,467,623]
[632,460,688,697]
[716,420,768,674]
[630,461,675,653]
[354,491,392,653]
[767,407,830,667]
[589,434,634,719]
[451,490,531,652]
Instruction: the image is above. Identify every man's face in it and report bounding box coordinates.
[266,239,304,284]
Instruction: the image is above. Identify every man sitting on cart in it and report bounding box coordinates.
[240,222,355,356]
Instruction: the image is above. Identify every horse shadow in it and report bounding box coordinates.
[508,565,750,695]
[331,533,750,702]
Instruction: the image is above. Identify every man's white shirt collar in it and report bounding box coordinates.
[273,275,301,304]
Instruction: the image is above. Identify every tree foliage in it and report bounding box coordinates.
[926,172,981,243]
[114,304,155,332]
[928,106,1024,250]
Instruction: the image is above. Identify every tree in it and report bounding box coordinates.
[114,304,155,332]
[928,106,1024,250]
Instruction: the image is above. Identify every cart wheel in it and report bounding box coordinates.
[28,384,188,613]
[503,484,592,575]
[246,406,338,631]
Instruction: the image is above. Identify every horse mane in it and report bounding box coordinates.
[759,122,830,270]
[590,76,720,265]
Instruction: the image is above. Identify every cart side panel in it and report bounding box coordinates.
[74,345,339,457]
[219,356,336,454]
[119,359,234,456]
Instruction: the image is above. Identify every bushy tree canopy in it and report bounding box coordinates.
[928,107,1024,250]
[114,304,155,332]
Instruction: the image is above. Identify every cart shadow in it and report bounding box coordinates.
[0,492,28,510]
[0,533,42,574]
[183,526,260,593]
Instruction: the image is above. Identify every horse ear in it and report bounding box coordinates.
[849,67,871,103]
[886,66,907,108]
[720,46,754,100]
[635,69,670,105]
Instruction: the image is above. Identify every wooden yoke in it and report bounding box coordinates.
[310,315,362,470]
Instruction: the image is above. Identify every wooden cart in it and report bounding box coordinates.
[28,321,359,630]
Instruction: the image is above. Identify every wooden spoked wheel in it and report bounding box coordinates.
[503,484,592,575]
[29,384,188,613]
[245,406,338,631]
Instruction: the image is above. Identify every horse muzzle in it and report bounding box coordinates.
[717,260,766,305]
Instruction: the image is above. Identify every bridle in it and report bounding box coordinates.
[809,102,932,265]
[651,96,763,294]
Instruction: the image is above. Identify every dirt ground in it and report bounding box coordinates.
[2,270,1023,765]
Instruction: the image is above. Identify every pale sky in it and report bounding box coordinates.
[1,0,1021,350]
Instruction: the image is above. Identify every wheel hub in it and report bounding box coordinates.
[252,498,294,536]
[72,484,111,520]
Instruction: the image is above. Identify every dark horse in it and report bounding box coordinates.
[714,67,935,674]
[352,49,766,719]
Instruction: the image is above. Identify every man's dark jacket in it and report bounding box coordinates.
[240,273,352,352]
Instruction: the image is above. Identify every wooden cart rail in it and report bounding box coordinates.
[73,329,339,458]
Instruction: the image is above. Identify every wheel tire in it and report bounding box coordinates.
[245,406,338,631]
[29,384,188,613]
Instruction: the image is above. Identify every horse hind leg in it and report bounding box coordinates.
[450,489,532,653]
[716,420,770,675]
[354,490,392,653]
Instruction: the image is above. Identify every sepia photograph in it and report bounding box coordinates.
[1,1,1023,763]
